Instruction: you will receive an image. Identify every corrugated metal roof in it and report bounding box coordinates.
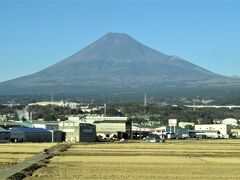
[10,127,50,133]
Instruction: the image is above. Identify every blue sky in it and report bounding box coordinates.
[0,0,240,82]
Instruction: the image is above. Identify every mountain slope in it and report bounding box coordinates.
[0,32,238,94]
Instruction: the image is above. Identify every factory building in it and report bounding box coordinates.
[132,125,160,139]
[82,116,131,138]
[10,128,52,142]
[189,130,221,139]
[17,121,62,142]
[59,120,96,142]
[0,127,10,143]
[195,124,232,138]
[132,125,189,139]
[165,126,189,139]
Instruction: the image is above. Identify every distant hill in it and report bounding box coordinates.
[0,32,239,95]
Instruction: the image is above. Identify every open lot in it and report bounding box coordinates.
[26,139,240,180]
[0,143,55,170]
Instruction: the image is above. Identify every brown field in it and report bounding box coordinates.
[0,143,56,170]
[27,139,240,180]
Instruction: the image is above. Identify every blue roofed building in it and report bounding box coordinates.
[10,127,52,142]
[0,127,10,143]
[15,121,63,142]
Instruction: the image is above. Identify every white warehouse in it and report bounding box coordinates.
[195,124,232,138]
[68,116,131,138]
[83,116,129,135]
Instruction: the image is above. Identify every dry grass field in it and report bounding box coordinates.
[27,140,240,180]
[0,143,55,170]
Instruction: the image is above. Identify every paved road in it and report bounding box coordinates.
[0,143,71,179]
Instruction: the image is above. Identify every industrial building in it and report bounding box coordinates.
[59,120,96,142]
[16,121,62,142]
[165,126,189,139]
[195,124,232,138]
[189,130,221,139]
[82,116,132,138]
[0,127,10,143]
[10,128,52,142]
[132,125,160,139]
